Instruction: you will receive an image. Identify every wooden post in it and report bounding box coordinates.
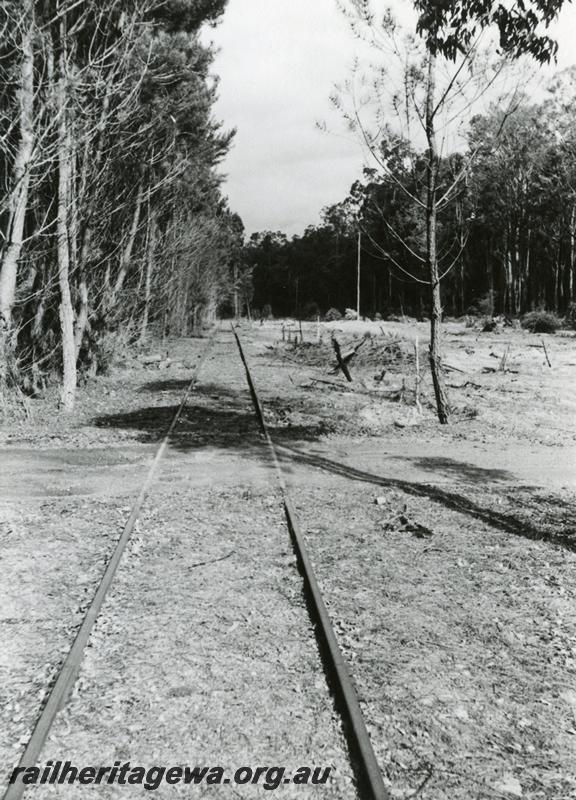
[541,338,552,368]
[414,336,422,415]
[233,263,240,319]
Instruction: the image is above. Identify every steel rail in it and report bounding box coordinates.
[3,332,216,800]
[233,327,389,800]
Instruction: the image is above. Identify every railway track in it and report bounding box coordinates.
[3,327,388,800]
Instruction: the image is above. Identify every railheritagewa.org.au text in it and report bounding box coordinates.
[9,761,332,791]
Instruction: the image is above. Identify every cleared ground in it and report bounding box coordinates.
[1,319,575,799]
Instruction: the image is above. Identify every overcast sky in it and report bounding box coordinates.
[205,0,576,237]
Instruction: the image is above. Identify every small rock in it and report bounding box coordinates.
[374,497,387,506]
[560,688,576,716]
[493,774,522,797]
[453,705,469,721]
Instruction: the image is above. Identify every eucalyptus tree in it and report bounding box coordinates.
[335,1,520,423]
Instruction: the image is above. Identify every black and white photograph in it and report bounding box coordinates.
[1,1,575,798]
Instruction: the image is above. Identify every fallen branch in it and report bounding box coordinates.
[380,505,433,538]
[446,381,482,389]
[482,366,519,374]
[443,362,466,373]
[406,766,434,799]
[304,377,354,391]
[187,550,235,570]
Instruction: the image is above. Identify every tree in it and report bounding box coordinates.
[334,1,518,423]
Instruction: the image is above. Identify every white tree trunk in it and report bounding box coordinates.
[139,208,156,342]
[569,204,575,304]
[111,182,144,305]
[425,52,450,425]
[0,1,35,384]
[56,26,77,411]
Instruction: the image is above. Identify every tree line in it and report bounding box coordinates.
[245,80,576,324]
[0,0,241,411]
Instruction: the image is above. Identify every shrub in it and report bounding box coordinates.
[521,311,561,334]
[477,290,496,317]
[301,301,320,320]
[482,318,498,332]
[566,302,576,330]
[324,307,342,321]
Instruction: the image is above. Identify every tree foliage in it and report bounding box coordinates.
[415,0,566,62]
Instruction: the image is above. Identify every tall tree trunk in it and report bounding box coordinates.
[524,229,531,312]
[74,276,89,359]
[55,20,76,412]
[71,150,89,361]
[0,0,35,386]
[504,238,513,314]
[425,52,450,424]
[487,244,494,312]
[233,263,240,318]
[74,85,112,359]
[74,174,90,361]
[569,204,575,305]
[554,251,560,310]
[139,207,156,342]
[109,181,144,307]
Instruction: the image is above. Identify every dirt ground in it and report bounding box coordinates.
[1,318,575,799]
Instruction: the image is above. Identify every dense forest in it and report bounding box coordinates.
[245,80,576,323]
[0,0,241,410]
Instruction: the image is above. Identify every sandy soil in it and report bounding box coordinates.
[1,319,575,799]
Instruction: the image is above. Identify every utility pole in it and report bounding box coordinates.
[233,263,240,318]
[356,230,361,320]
